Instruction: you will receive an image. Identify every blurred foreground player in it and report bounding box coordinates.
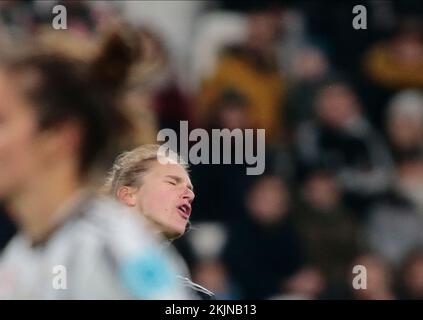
[0,30,192,299]
[103,144,215,299]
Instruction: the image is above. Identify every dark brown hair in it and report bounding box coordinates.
[0,28,142,180]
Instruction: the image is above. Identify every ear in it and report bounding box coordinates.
[116,186,137,207]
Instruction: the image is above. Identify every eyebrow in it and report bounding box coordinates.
[165,175,194,191]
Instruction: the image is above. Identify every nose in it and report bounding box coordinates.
[183,187,195,203]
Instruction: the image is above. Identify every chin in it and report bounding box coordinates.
[164,224,186,240]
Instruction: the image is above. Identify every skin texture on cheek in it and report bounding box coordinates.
[136,180,185,239]
[0,72,41,198]
[133,163,193,239]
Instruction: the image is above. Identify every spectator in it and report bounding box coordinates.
[362,17,423,128]
[192,258,240,300]
[386,89,423,163]
[284,45,330,135]
[365,157,423,266]
[295,170,360,286]
[322,252,396,300]
[364,17,423,91]
[34,0,97,36]
[222,175,304,299]
[277,266,326,300]
[0,0,35,38]
[190,90,256,222]
[207,90,252,130]
[131,26,194,134]
[197,4,286,144]
[351,253,396,300]
[296,78,394,214]
[396,248,423,300]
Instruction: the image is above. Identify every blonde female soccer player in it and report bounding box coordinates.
[104,144,214,299]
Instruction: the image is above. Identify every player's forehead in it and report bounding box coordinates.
[148,161,191,183]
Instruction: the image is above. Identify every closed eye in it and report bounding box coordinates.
[164,175,193,191]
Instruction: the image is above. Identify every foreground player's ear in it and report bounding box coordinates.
[117,186,137,207]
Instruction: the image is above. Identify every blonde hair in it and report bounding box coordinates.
[102,144,188,197]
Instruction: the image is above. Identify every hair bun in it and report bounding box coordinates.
[90,27,142,94]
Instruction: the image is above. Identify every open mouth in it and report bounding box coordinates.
[177,204,191,220]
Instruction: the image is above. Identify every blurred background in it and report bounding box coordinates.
[0,0,423,300]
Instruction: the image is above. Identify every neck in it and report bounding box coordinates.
[151,220,173,240]
[146,218,178,241]
[6,162,83,244]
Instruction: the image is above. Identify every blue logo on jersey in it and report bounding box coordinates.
[120,248,177,299]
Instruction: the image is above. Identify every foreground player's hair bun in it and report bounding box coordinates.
[90,27,142,95]
[0,26,143,182]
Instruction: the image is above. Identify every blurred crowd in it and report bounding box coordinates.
[0,0,423,300]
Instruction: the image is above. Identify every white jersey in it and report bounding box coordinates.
[0,193,194,299]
